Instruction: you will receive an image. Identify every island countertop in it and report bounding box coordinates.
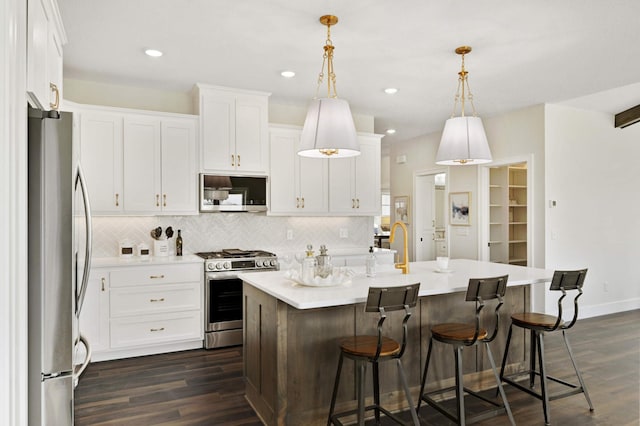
[239,258,554,310]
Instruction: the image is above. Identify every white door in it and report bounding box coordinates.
[161,119,197,213]
[123,117,161,212]
[415,174,436,261]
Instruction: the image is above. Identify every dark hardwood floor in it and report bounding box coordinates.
[75,310,639,425]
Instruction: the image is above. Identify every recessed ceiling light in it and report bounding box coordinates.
[281,70,296,78]
[386,129,397,134]
[384,88,398,95]
[145,49,163,58]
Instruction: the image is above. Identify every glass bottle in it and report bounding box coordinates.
[366,246,376,277]
[302,244,316,283]
[315,245,332,278]
[176,230,183,256]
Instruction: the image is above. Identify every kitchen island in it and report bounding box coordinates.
[240,259,553,426]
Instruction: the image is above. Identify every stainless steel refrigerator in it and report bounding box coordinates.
[28,107,92,425]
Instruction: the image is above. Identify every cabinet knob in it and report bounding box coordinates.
[49,83,60,110]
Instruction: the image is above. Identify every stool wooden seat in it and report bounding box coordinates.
[327,285,421,426]
[417,275,515,426]
[499,269,594,425]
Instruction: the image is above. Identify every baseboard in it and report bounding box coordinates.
[580,298,640,319]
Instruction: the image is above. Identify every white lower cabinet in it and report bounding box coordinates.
[81,262,203,362]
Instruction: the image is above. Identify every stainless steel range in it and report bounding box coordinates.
[196,249,278,349]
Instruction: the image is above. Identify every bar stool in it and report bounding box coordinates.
[327,285,421,426]
[499,269,594,425]
[417,275,515,425]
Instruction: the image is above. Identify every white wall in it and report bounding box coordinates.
[545,104,640,317]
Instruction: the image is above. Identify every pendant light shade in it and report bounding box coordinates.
[298,97,359,158]
[436,116,492,165]
[436,46,492,165]
[298,15,360,158]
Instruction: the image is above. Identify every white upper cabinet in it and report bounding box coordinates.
[27,0,65,111]
[195,84,270,175]
[269,126,328,215]
[76,105,198,215]
[78,112,124,214]
[328,135,382,215]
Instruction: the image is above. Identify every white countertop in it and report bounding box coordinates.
[91,254,203,268]
[239,259,554,310]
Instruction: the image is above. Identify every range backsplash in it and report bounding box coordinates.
[92,214,373,258]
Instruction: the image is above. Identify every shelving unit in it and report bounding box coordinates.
[508,164,528,265]
[488,163,528,266]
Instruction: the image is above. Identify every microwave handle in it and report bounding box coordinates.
[75,163,93,316]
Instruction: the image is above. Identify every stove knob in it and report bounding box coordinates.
[216,262,224,270]
[270,259,278,267]
[223,261,231,269]
[206,263,214,271]
[260,259,268,267]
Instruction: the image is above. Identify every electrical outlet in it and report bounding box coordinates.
[286,229,293,240]
[339,228,348,238]
[603,281,609,292]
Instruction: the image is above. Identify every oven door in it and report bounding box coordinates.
[205,272,244,332]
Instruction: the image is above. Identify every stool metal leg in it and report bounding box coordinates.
[562,330,594,411]
[454,346,465,425]
[536,332,550,425]
[485,342,515,426]
[530,329,538,389]
[356,361,366,426]
[395,358,420,426]
[499,324,513,381]
[372,361,381,424]
[417,337,435,412]
[327,353,344,426]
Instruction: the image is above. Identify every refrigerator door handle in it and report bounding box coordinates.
[75,163,93,315]
[73,332,92,386]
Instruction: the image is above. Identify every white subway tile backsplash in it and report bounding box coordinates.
[92,214,373,258]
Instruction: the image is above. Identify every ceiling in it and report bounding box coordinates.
[57,0,640,148]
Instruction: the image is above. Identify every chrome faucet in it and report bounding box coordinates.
[389,221,409,274]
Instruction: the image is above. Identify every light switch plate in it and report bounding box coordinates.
[339,228,348,238]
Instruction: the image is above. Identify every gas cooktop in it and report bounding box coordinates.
[195,249,277,260]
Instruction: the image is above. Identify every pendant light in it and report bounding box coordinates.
[298,15,360,158]
[435,46,492,165]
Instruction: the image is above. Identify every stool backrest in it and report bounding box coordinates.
[464,275,509,345]
[549,268,588,330]
[364,284,420,359]
[365,285,420,313]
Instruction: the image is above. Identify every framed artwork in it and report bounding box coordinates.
[394,196,410,224]
[449,192,470,226]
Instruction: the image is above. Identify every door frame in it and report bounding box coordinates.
[477,154,534,266]
[413,168,447,262]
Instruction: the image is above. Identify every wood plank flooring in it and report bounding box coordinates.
[75,310,639,425]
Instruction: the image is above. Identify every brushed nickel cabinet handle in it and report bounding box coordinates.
[149,275,165,279]
[150,327,165,332]
[156,194,160,207]
[49,83,59,110]
[101,277,105,292]
[150,298,165,303]
[115,193,119,206]
[163,194,167,207]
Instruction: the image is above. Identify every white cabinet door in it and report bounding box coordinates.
[269,128,298,213]
[27,0,64,111]
[79,112,123,213]
[352,137,381,214]
[328,135,381,215]
[201,91,235,171]
[161,119,197,213]
[78,270,110,355]
[123,117,161,213]
[235,94,268,173]
[269,126,328,215]
[197,85,270,174]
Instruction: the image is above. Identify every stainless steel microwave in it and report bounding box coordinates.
[199,174,268,212]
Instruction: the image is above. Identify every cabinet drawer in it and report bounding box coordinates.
[110,310,201,348]
[110,264,201,287]
[110,283,200,317]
